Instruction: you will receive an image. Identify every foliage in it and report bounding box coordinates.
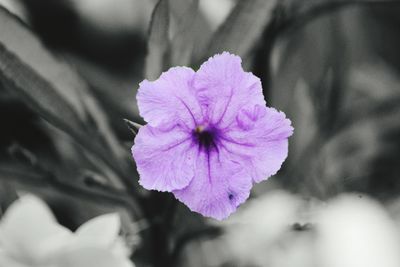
[1,0,400,266]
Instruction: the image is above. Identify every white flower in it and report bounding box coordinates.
[0,194,134,267]
[216,191,400,267]
[222,190,314,267]
[315,194,400,267]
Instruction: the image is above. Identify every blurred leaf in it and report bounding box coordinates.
[0,44,128,184]
[200,0,277,62]
[0,160,137,217]
[0,6,132,186]
[80,92,128,162]
[170,0,199,66]
[270,12,347,122]
[145,0,170,80]
[0,5,85,119]
[62,55,144,146]
[336,64,400,133]
[283,80,317,167]
[169,0,212,66]
[0,42,84,134]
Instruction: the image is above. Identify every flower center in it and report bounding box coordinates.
[193,125,218,150]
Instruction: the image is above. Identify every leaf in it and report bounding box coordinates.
[0,45,124,182]
[0,160,140,217]
[0,42,84,133]
[80,92,128,162]
[199,0,278,62]
[169,0,212,66]
[0,5,123,160]
[0,6,86,120]
[170,0,199,66]
[0,6,131,184]
[145,0,170,80]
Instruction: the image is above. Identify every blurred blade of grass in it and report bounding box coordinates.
[145,0,170,80]
[197,0,278,65]
[0,6,140,199]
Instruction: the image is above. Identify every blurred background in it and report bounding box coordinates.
[1,0,400,266]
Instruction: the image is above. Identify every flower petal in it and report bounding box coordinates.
[137,67,202,128]
[0,251,28,267]
[74,213,120,249]
[132,124,196,191]
[0,195,71,261]
[223,106,293,183]
[56,247,134,267]
[35,230,74,262]
[193,52,265,127]
[173,148,252,220]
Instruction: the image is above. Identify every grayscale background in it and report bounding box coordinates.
[1,0,400,266]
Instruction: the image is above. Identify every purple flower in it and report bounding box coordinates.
[132,52,293,220]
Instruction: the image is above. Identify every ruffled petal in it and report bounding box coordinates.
[173,148,252,220]
[193,52,265,127]
[137,67,202,128]
[132,124,196,191]
[222,106,293,183]
[133,52,293,220]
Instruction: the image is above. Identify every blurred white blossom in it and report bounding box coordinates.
[0,195,134,267]
[214,191,400,267]
[221,190,315,267]
[315,194,400,267]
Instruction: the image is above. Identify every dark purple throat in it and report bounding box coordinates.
[192,125,219,151]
